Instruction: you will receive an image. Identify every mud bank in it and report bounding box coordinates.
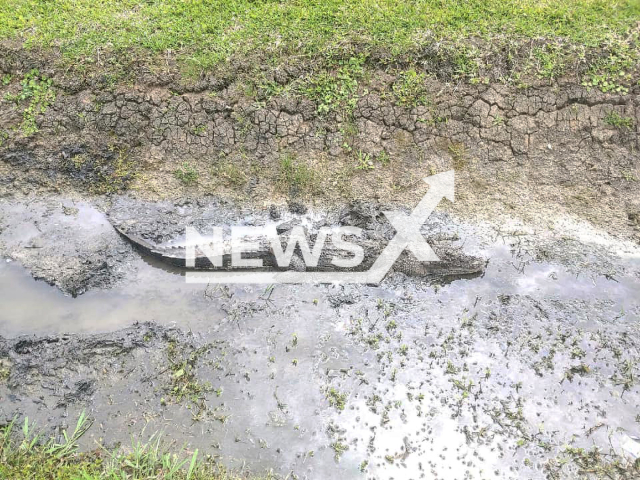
[0,197,134,295]
[1,59,639,246]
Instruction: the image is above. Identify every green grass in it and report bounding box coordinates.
[301,55,365,114]
[532,43,566,79]
[277,152,316,195]
[3,69,55,135]
[0,1,638,75]
[354,150,374,171]
[0,413,267,480]
[392,69,429,107]
[174,162,199,186]
[605,110,635,128]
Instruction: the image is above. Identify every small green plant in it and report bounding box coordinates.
[532,44,565,79]
[612,358,636,394]
[5,69,55,135]
[326,387,347,411]
[258,79,287,98]
[452,46,480,80]
[563,363,591,382]
[431,114,448,125]
[604,111,634,129]
[1,74,11,85]
[585,73,630,94]
[583,39,636,94]
[377,150,390,166]
[174,162,199,185]
[445,361,459,375]
[570,346,586,359]
[214,160,247,187]
[277,153,316,194]
[330,441,349,460]
[301,56,365,115]
[340,119,358,141]
[231,111,252,138]
[190,124,207,136]
[365,334,381,349]
[392,69,429,107]
[355,150,374,170]
[166,342,212,418]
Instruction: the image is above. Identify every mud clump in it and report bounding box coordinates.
[0,198,134,296]
[0,323,188,415]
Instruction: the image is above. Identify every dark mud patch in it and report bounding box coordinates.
[0,322,202,412]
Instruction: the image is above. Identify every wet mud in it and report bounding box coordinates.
[1,196,640,479]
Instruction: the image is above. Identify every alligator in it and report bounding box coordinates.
[113,223,487,282]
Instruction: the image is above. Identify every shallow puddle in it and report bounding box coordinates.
[1,236,639,336]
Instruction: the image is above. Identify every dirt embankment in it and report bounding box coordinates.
[0,44,639,244]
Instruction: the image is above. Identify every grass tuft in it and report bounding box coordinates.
[0,413,269,479]
[604,110,635,129]
[392,69,429,107]
[277,153,317,195]
[174,162,199,186]
[300,56,365,115]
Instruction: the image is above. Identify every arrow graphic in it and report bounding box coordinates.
[365,169,455,283]
[186,170,455,284]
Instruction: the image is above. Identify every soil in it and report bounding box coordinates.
[0,45,639,246]
[1,43,640,479]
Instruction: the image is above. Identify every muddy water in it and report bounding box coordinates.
[1,202,640,479]
[2,241,639,336]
